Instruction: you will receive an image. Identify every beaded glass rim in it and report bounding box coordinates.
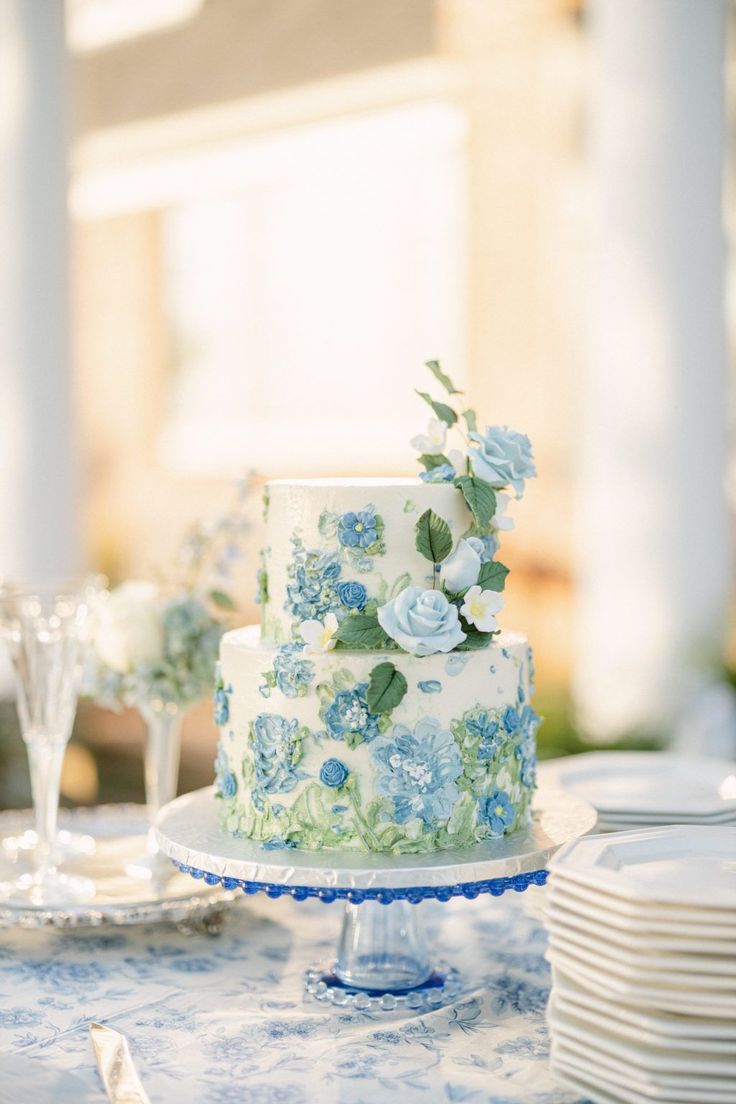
[173,860,548,904]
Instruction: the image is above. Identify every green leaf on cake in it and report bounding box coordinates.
[415,391,458,428]
[418,452,451,471]
[457,628,494,650]
[209,589,236,610]
[415,509,453,564]
[334,612,388,650]
[478,560,509,592]
[425,359,461,395]
[463,408,478,433]
[366,661,408,714]
[454,475,496,531]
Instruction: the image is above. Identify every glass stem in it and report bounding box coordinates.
[334,901,432,992]
[141,702,183,854]
[25,734,66,880]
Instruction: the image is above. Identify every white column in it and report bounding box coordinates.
[0,0,77,585]
[575,0,730,739]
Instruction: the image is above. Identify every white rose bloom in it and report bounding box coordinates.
[410,418,447,455]
[460,585,504,633]
[94,580,164,674]
[300,613,339,653]
[491,492,514,532]
[439,539,481,593]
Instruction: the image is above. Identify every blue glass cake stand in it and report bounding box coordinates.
[155,784,596,1012]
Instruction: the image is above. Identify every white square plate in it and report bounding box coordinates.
[548,878,736,934]
[540,753,736,818]
[546,921,736,978]
[550,825,736,909]
[545,896,736,957]
[548,998,736,1077]
[550,979,736,1051]
[547,949,736,1016]
[551,964,736,1037]
[551,1037,736,1099]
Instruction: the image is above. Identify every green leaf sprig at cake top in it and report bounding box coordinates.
[213,362,540,853]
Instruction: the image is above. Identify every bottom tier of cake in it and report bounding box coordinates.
[213,625,540,854]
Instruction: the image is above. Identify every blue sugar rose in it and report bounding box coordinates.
[439,538,482,594]
[377,586,466,656]
[468,425,537,498]
[337,580,368,610]
[338,510,378,549]
[320,758,350,788]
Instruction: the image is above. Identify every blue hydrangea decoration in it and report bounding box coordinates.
[285,538,343,624]
[371,718,462,827]
[324,683,380,746]
[337,580,367,610]
[320,758,349,788]
[261,644,315,700]
[251,713,303,795]
[479,789,516,836]
[338,509,379,549]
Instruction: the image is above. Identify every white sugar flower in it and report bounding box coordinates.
[491,492,514,532]
[410,418,447,456]
[460,585,504,633]
[300,613,339,653]
[439,538,481,593]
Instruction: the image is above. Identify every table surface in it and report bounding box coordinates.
[0,888,583,1104]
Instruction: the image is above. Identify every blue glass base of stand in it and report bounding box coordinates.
[305,962,463,1012]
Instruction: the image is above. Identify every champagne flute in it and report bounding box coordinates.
[0,579,99,905]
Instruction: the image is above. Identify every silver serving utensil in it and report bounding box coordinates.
[89,1022,151,1104]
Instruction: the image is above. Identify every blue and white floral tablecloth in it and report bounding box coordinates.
[0,890,585,1104]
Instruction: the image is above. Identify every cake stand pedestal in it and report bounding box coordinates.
[155,784,596,1012]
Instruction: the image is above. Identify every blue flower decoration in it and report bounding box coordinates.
[322,560,341,580]
[251,713,302,794]
[324,683,380,744]
[286,543,342,623]
[371,718,462,826]
[220,771,237,799]
[479,789,515,836]
[419,463,456,484]
[503,706,520,733]
[338,510,378,549]
[418,680,442,693]
[466,709,501,762]
[213,687,230,726]
[214,742,237,800]
[272,644,315,698]
[337,580,367,610]
[320,758,349,788]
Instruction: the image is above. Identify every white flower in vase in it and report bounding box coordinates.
[460,586,505,633]
[94,580,164,674]
[300,613,339,654]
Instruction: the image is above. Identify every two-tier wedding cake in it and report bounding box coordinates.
[213,363,540,853]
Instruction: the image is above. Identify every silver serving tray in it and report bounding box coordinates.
[0,804,236,928]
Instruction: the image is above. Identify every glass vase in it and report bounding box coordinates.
[125,699,183,880]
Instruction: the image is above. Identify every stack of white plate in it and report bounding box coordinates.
[545,825,736,1104]
[540,752,736,831]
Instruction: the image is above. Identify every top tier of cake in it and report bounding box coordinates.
[259,478,474,645]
